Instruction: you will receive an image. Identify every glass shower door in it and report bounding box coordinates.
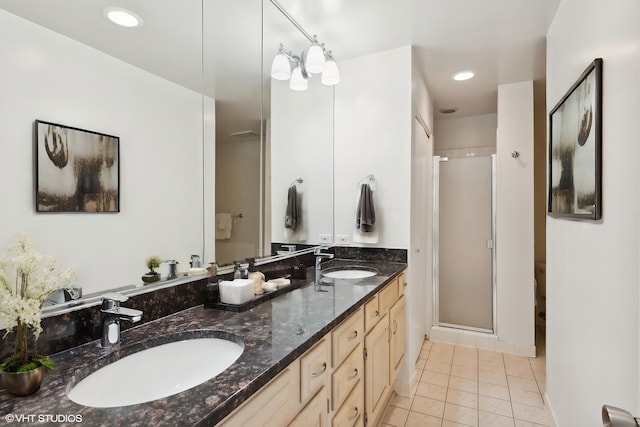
[434,155,495,332]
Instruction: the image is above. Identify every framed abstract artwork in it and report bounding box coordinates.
[35,120,119,213]
[548,58,603,220]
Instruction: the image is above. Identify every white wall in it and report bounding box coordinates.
[0,10,214,295]
[399,47,434,393]
[215,137,261,265]
[496,81,536,355]
[334,46,412,248]
[434,114,497,151]
[546,0,640,425]
[270,78,334,244]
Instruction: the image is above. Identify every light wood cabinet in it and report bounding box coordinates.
[332,381,364,427]
[289,387,328,427]
[332,307,364,368]
[301,338,330,404]
[218,359,300,427]
[220,270,406,427]
[389,296,406,380]
[364,313,390,427]
[331,344,363,411]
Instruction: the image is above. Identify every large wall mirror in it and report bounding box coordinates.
[0,0,335,318]
[263,0,334,254]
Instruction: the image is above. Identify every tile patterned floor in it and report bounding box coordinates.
[380,339,549,427]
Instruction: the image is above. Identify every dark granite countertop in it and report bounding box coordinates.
[0,259,405,426]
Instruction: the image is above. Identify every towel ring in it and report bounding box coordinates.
[358,174,377,191]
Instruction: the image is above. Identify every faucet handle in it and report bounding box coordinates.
[101,292,128,309]
[101,292,128,303]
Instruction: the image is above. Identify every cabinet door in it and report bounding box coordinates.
[397,272,406,297]
[364,313,389,427]
[389,296,406,379]
[289,387,328,427]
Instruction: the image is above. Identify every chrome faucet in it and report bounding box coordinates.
[314,247,334,274]
[100,293,143,348]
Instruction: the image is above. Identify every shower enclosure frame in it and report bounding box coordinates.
[432,154,497,334]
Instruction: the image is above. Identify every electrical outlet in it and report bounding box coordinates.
[336,235,350,245]
[318,234,332,243]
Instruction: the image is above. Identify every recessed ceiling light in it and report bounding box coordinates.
[439,108,458,114]
[104,7,143,28]
[452,71,475,81]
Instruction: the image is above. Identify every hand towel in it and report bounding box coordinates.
[284,185,299,231]
[356,182,375,232]
[215,213,233,240]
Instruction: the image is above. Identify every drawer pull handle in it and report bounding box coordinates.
[348,368,359,380]
[393,319,398,334]
[348,407,359,421]
[347,330,358,341]
[311,362,327,377]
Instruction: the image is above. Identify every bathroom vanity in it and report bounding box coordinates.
[0,259,406,427]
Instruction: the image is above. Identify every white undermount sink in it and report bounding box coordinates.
[322,268,377,279]
[67,337,244,408]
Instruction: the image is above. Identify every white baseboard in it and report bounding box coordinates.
[429,325,536,357]
[543,392,559,427]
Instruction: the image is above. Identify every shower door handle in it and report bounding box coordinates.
[486,240,494,249]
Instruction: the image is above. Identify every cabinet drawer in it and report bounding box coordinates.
[332,380,364,427]
[289,387,328,427]
[332,307,363,367]
[379,278,398,314]
[364,295,380,333]
[332,344,363,411]
[300,338,330,404]
[219,360,300,427]
[397,272,406,297]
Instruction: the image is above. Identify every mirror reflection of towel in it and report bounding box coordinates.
[215,213,233,240]
[356,183,375,232]
[285,185,299,231]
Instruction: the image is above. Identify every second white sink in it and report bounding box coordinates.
[67,337,243,408]
[322,268,377,279]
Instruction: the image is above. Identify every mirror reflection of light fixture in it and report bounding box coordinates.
[305,36,326,74]
[321,52,340,85]
[271,45,292,80]
[270,40,339,90]
[289,64,308,91]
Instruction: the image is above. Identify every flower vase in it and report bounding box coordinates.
[1,365,45,396]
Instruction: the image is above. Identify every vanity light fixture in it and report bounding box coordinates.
[104,7,143,28]
[452,70,475,81]
[305,36,326,74]
[270,39,339,90]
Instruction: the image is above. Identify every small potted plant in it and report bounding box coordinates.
[0,236,73,396]
[142,256,162,283]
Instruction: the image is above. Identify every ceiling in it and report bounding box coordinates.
[0,0,561,136]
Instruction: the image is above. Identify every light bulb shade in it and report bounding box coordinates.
[321,59,340,85]
[305,44,326,74]
[290,66,308,91]
[271,53,291,80]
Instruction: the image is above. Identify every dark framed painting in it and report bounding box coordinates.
[548,58,603,220]
[35,120,120,213]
